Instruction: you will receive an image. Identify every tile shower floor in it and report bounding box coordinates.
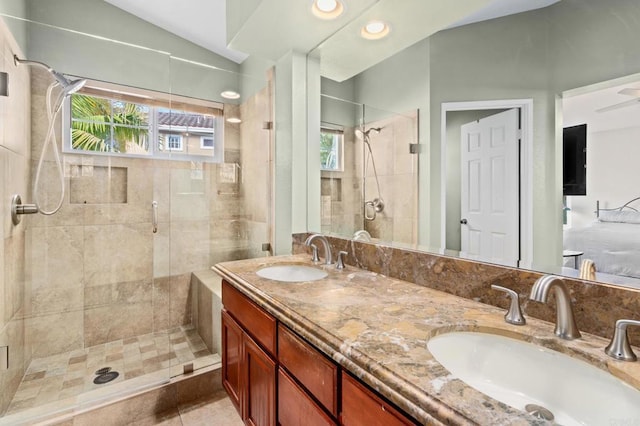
[6,325,213,414]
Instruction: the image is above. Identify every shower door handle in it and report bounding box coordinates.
[152,201,158,233]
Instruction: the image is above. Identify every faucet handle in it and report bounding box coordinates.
[309,244,320,263]
[335,251,348,269]
[491,284,526,326]
[605,319,640,361]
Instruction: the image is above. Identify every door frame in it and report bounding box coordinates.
[440,99,533,268]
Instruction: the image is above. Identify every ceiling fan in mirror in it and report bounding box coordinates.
[596,88,640,113]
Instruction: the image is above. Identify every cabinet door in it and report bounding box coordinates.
[222,310,243,414]
[244,333,277,426]
[278,368,336,426]
[341,372,415,426]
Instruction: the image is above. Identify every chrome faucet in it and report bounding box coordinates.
[491,284,526,325]
[304,234,332,265]
[529,275,581,340]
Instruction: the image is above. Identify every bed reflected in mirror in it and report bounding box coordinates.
[561,74,640,289]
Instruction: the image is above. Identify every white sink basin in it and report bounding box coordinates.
[427,332,640,425]
[256,265,328,282]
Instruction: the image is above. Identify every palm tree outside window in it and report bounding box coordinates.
[320,128,343,171]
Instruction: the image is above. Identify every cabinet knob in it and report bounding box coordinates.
[460,218,468,225]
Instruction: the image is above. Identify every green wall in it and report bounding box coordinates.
[0,0,27,50]
[8,0,245,102]
[332,0,640,268]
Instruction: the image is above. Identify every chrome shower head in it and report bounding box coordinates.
[14,55,86,96]
[355,127,382,139]
[60,76,86,95]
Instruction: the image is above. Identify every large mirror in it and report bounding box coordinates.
[315,0,640,289]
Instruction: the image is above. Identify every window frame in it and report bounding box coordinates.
[62,81,225,163]
[166,134,184,151]
[200,136,215,149]
[320,128,344,172]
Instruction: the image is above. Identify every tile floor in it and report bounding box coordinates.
[6,326,212,415]
[148,389,244,426]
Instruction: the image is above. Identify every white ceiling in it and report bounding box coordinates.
[564,75,640,133]
[103,0,248,63]
[105,0,561,77]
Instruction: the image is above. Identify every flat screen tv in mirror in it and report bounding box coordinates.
[563,124,587,196]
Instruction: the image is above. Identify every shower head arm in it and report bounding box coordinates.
[14,55,54,72]
[14,55,76,89]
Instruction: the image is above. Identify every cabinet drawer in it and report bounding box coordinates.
[341,372,415,426]
[278,368,336,426]
[222,280,276,357]
[278,324,338,417]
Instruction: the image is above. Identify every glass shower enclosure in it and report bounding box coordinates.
[0,14,273,423]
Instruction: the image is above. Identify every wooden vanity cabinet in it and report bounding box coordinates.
[222,281,277,426]
[278,324,338,417]
[278,368,336,426]
[222,279,417,426]
[341,372,416,426]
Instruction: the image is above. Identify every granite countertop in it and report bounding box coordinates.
[213,254,640,425]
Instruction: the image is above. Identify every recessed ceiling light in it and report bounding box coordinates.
[226,117,242,124]
[221,90,240,100]
[361,20,390,40]
[311,0,344,20]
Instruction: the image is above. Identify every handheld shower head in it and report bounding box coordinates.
[60,76,87,96]
[355,127,383,140]
[14,55,86,96]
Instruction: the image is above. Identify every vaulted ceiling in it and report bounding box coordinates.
[105,0,560,81]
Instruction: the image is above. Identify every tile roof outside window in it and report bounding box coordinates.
[157,112,215,128]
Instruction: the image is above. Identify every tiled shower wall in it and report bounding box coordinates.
[0,19,32,415]
[362,112,418,245]
[23,68,271,360]
[320,111,418,245]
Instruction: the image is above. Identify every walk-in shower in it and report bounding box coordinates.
[0,15,273,424]
[355,126,385,221]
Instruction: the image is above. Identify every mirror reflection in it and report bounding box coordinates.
[317,0,640,289]
[561,74,640,287]
[320,94,419,245]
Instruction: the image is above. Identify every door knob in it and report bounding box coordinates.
[460,219,468,225]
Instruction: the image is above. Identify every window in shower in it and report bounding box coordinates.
[320,128,344,171]
[70,95,151,154]
[63,80,224,163]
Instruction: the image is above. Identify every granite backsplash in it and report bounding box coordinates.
[292,233,640,344]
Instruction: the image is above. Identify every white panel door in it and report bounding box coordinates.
[460,108,520,267]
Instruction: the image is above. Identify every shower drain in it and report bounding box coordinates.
[525,404,554,421]
[95,367,112,375]
[93,366,120,385]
